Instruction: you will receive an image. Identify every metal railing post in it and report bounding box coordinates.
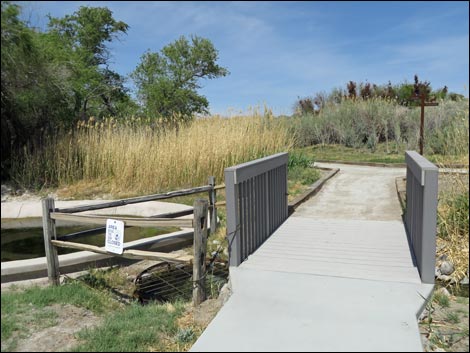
[225,169,241,267]
[405,151,438,284]
[420,166,438,283]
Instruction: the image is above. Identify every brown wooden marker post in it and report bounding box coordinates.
[42,197,60,285]
[412,93,438,155]
[193,199,208,306]
[208,176,217,235]
[419,94,425,155]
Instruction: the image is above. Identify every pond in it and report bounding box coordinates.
[1,225,180,262]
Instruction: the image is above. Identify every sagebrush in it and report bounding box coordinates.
[290,98,469,156]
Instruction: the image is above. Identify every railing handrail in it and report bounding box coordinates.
[405,151,438,186]
[225,152,288,184]
[225,152,289,267]
[404,151,438,284]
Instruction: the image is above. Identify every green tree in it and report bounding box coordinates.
[1,2,74,179]
[131,35,229,122]
[46,6,130,120]
[1,4,131,180]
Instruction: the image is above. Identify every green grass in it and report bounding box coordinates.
[1,282,117,318]
[285,150,321,201]
[71,302,187,352]
[1,282,119,351]
[446,311,461,324]
[433,292,451,308]
[294,143,469,166]
[298,144,406,164]
[1,277,202,352]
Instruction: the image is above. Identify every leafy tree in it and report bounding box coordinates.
[131,35,229,122]
[46,6,130,120]
[1,3,131,180]
[1,2,73,179]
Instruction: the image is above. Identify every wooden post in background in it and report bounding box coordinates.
[42,197,60,285]
[208,176,217,235]
[419,94,425,155]
[411,92,438,156]
[193,199,208,306]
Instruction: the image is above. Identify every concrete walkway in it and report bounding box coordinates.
[294,162,404,221]
[191,163,434,352]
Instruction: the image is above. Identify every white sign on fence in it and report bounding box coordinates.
[105,219,124,254]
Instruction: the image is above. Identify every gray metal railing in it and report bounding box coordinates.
[404,151,438,284]
[225,153,289,266]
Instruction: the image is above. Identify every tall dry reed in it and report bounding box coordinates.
[12,115,294,195]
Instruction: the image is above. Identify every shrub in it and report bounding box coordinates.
[288,98,469,156]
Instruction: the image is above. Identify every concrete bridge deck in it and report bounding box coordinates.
[191,163,434,352]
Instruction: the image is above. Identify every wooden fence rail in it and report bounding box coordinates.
[50,240,193,263]
[50,213,193,228]
[42,179,221,305]
[57,185,214,214]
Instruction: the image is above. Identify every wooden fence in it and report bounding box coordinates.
[42,177,224,305]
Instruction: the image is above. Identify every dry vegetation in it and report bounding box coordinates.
[435,166,469,286]
[12,114,294,196]
[290,98,469,161]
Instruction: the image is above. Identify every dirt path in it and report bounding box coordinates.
[10,304,101,352]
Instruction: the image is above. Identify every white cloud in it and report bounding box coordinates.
[17,1,469,112]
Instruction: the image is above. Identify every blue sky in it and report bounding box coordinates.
[17,1,469,116]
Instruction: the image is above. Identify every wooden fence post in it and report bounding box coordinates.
[42,197,60,285]
[208,176,217,235]
[193,199,208,306]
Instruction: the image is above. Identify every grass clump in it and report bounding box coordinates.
[446,311,461,324]
[433,292,450,308]
[72,301,186,352]
[436,162,469,286]
[1,281,118,350]
[439,192,469,241]
[1,282,117,317]
[286,151,321,201]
